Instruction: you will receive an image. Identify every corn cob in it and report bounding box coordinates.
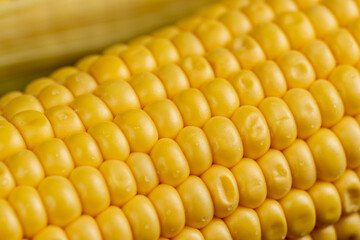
[1,0,360,239]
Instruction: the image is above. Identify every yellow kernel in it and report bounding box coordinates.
[224,207,261,240]
[0,162,15,198]
[11,110,54,150]
[4,150,44,187]
[34,138,74,177]
[37,84,74,109]
[303,4,339,38]
[277,50,315,89]
[126,152,159,195]
[129,72,167,107]
[25,78,54,96]
[256,199,287,240]
[231,158,267,208]
[120,45,157,74]
[0,199,23,240]
[114,109,158,153]
[146,38,179,65]
[102,43,128,56]
[50,66,77,84]
[64,72,98,97]
[267,0,298,14]
[332,116,360,168]
[176,126,212,175]
[0,91,23,110]
[195,20,231,50]
[203,116,243,168]
[65,215,102,240]
[69,166,110,216]
[8,186,47,238]
[144,99,183,139]
[148,184,185,238]
[179,55,214,89]
[75,54,100,72]
[229,69,265,105]
[0,120,26,162]
[173,88,211,127]
[88,121,130,161]
[172,227,204,240]
[33,226,68,240]
[280,189,316,238]
[323,0,359,26]
[64,132,103,168]
[3,94,44,120]
[334,213,360,239]
[99,160,137,207]
[201,165,239,218]
[283,139,316,190]
[122,195,160,240]
[38,176,81,227]
[283,88,321,139]
[46,105,85,140]
[308,80,344,127]
[228,35,266,69]
[96,206,133,240]
[325,28,360,65]
[231,106,270,159]
[258,149,292,199]
[70,93,113,129]
[89,55,130,83]
[201,218,232,240]
[243,1,274,25]
[176,176,214,228]
[156,63,190,99]
[218,10,252,36]
[201,78,240,117]
[301,40,336,79]
[275,11,315,49]
[94,79,140,115]
[151,26,180,39]
[334,170,360,214]
[251,22,290,59]
[171,32,205,57]
[205,47,240,79]
[253,60,287,97]
[328,65,360,115]
[308,181,341,227]
[311,225,337,240]
[307,128,346,181]
[258,97,297,150]
[150,138,190,187]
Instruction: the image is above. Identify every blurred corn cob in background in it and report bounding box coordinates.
[2,0,360,239]
[0,0,217,95]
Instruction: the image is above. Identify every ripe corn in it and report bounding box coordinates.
[2,0,360,239]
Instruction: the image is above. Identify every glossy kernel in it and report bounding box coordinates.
[258,97,297,150]
[179,55,214,89]
[65,215,102,240]
[307,128,346,182]
[0,199,23,240]
[231,158,267,208]
[333,170,360,214]
[0,120,26,162]
[200,78,240,117]
[201,218,232,240]
[171,32,205,57]
[150,138,190,187]
[3,94,44,120]
[203,116,243,168]
[0,162,15,198]
[89,55,130,83]
[195,19,232,50]
[205,47,240,79]
[201,165,239,218]
[304,4,338,38]
[114,109,158,153]
[37,84,74,109]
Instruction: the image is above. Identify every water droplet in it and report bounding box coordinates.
[280,169,287,176]
[201,216,208,222]
[0,125,4,129]
[58,113,68,120]
[55,153,59,158]
[52,90,60,95]
[299,161,304,166]
[18,121,25,125]
[227,204,235,211]
[333,104,337,109]
[311,124,315,128]
[126,186,132,192]
[145,224,150,230]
